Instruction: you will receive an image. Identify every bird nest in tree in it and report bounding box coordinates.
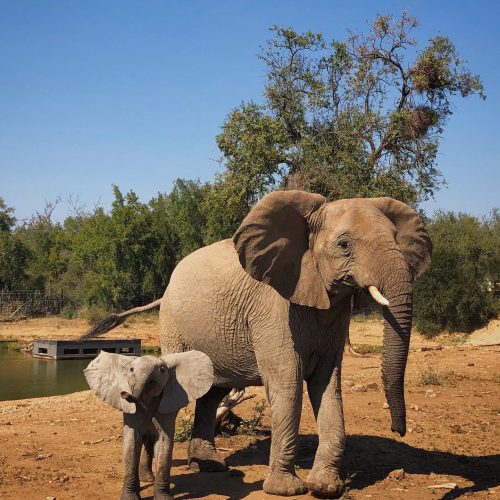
[411,59,449,93]
[400,106,439,140]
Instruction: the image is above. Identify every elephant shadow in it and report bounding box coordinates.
[225,434,500,499]
[142,469,263,499]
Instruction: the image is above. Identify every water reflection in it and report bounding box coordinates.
[0,348,90,401]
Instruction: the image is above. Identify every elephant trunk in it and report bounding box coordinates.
[379,257,413,437]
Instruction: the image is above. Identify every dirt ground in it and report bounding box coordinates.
[0,317,499,499]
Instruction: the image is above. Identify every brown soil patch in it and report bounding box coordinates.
[0,318,499,499]
[0,314,160,347]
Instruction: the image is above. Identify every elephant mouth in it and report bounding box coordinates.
[328,277,360,298]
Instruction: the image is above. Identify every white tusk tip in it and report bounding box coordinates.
[368,286,390,306]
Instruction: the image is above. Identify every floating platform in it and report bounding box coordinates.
[32,339,141,360]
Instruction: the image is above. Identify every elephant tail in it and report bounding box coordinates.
[79,299,162,340]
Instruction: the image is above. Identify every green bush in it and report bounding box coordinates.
[414,211,499,336]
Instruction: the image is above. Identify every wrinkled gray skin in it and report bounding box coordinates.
[84,351,213,500]
[160,191,431,497]
[95,191,431,498]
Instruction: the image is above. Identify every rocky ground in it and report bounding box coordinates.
[0,317,499,499]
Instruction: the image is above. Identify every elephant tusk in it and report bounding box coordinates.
[368,286,389,306]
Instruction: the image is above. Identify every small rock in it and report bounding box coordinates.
[428,482,458,490]
[46,497,56,500]
[467,362,475,367]
[344,380,355,387]
[388,468,405,480]
[383,402,389,409]
[351,384,367,392]
[420,345,443,351]
[410,404,421,412]
[366,382,378,390]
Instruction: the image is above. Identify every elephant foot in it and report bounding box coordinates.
[120,490,141,500]
[188,437,227,472]
[263,470,308,496]
[139,464,155,482]
[305,468,344,498]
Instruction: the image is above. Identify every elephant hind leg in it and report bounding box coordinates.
[188,386,231,472]
[139,438,155,482]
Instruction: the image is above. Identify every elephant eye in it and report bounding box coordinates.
[337,239,350,252]
[159,365,166,373]
[129,367,134,372]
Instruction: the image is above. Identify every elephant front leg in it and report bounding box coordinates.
[121,424,142,500]
[261,377,307,496]
[305,363,345,497]
[153,413,176,500]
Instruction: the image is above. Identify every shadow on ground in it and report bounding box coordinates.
[149,470,263,499]
[224,434,499,499]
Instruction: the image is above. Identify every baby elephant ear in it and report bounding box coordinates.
[83,351,137,414]
[159,351,214,414]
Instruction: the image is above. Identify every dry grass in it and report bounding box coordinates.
[418,365,444,386]
[352,344,383,355]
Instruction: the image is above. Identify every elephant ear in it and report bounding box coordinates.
[233,190,330,309]
[159,351,214,414]
[83,351,137,414]
[369,197,432,278]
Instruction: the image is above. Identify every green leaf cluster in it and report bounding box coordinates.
[414,210,500,335]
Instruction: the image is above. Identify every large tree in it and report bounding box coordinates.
[216,13,485,208]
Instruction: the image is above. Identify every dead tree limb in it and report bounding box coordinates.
[215,388,256,428]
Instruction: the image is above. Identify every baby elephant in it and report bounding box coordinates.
[84,350,213,500]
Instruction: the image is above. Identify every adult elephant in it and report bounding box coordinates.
[86,191,432,497]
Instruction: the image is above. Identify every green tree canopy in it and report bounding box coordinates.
[414,210,499,335]
[216,13,485,207]
[0,197,16,233]
[0,198,29,289]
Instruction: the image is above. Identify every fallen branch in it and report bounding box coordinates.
[9,304,24,319]
[215,388,256,428]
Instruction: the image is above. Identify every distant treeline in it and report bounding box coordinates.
[0,187,498,334]
[0,180,243,318]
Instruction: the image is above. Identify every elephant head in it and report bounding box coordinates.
[233,190,432,436]
[84,350,214,414]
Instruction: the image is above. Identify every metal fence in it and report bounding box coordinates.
[0,290,64,320]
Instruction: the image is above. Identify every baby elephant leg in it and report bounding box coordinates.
[153,413,177,500]
[139,439,155,482]
[121,424,142,500]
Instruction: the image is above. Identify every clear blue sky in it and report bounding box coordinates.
[1,0,498,222]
